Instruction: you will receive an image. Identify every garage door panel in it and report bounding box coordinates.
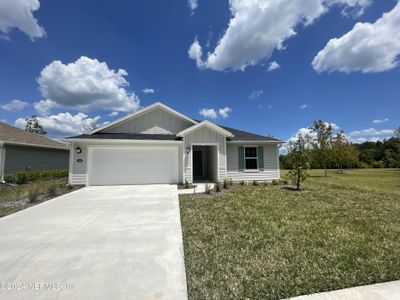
[89,147,178,185]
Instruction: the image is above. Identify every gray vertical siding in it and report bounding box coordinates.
[104,108,193,134]
[226,143,280,181]
[4,145,69,175]
[183,126,227,182]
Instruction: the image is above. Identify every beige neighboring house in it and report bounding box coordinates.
[0,122,69,180]
[65,102,283,186]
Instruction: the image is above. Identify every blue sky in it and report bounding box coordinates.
[0,0,399,144]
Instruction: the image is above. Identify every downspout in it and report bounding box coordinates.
[0,142,5,183]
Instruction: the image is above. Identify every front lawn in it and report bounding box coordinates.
[179,169,400,299]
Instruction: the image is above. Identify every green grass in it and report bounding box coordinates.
[0,178,70,218]
[179,169,400,299]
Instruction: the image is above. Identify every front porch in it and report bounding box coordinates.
[192,145,218,183]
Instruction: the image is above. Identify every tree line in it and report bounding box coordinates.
[281,121,399,190]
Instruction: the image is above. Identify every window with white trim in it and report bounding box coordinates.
[244,146,258,170]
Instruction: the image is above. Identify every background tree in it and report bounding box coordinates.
[82,120,98,133]
[286,134,310,190]
[25,115,46,135]
[395,127,400,138]
[332,131,359,173]
[309,120,334,177]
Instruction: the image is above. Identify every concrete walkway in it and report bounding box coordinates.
[0,185,187,300]
[178,183,215,195]
[288,280,400,300]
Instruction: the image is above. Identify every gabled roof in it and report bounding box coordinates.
[0,121,69,150]
[91,102,197,134]
[177,120,233,137]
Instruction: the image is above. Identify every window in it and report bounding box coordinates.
[244,146,258,170]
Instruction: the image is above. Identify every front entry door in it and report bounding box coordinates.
[193,150,203,178]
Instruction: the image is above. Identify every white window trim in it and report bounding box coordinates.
[244,146,259,172]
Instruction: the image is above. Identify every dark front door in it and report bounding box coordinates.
[193,150,203,178]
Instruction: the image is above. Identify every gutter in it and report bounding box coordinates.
[0,141,69,150]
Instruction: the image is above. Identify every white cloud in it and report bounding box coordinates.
[33,99,57,116]
[188,0,370,71]
[219,107,232,119]
[142,88,155,94]
[349,128,394,136]
[372,118,389,124]
[267,61,281,72]
[332,0,372,17]
[188,0,198,12]
[37,56,140,114]
[108,111,119,117]
[248,89,264,100]
[300,104,308,109]
[313,2,400,73]
[15,112,101,138]
[199,106,233,119]
[199,108,217,119]
[1,99,29,112]
[188,38,204,68]
[0,0,45,40]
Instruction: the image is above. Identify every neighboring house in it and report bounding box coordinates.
[0,122,69,180]
[65,102,283,186]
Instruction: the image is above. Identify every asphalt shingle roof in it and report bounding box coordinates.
[0,121,69,149]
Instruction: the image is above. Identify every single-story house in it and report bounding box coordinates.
[0,121,69,180]
[65,102,283,186]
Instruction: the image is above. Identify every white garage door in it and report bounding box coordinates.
[88,146,178,185]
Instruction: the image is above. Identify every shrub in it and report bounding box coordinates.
[240,180,245,186]
[205,184,211,195]
[252,180,258,186]
[215,182,221,193]
[5,169,68,184]
[272,179,279,185]
[27,184,41,203]
[184,179,190,189]
[47,182,58,197]
[223,179,228,189]
[16,171,29,184]
[228,178,233,186]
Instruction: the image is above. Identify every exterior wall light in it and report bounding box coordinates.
[76,147,82,154]
[185,146,191,154]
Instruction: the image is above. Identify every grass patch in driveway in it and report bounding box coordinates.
[179,169,400,299]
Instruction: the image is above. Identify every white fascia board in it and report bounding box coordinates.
[178,120,233,137]
[90,102,197,134]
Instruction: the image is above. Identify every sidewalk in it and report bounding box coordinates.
[288,280,400,300]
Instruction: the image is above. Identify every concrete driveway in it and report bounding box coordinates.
[0,185,187,300]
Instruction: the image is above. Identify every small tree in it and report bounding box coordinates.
[286,134,310,190]
[25,115,47,135]
[309,120,334,177]
[332,131,359,173]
